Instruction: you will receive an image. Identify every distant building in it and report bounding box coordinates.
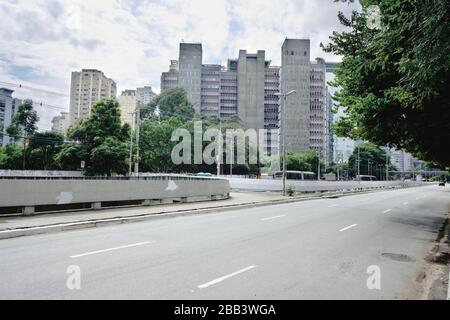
[178,43,203,113]
[201,64,221,115]
[280,38,311,154]
[309,57,328,162]
[117,90,138,127]
[161,60,179,91]
[69,69,117,126]
[51,112,70,136]
[0,88,22,146]
[159,40,332,159]
[389,149,418,172]
[326,90,334,164]
[136,86,156,106]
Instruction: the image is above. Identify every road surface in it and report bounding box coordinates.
[0,184,448,299]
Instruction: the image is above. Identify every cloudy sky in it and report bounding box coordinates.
[0,0,360,130]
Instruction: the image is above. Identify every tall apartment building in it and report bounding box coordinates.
[69,69,117,126]
[51,111,70,136]
[236,50,266,131]
[281,38,311,154]
[161,60,179,91]
[0,88,22,146]
[201,64,221,115]
[220,62,238,119]
[326,90,334,164]
[310,57,328,162]
[160,41,331,159]
[136,86,156,106]
[264,66,281,156]
[117,90,138,127]
[178,43,202,113]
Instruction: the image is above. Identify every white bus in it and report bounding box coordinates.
[273,170,316,180]
[356,175,377,181]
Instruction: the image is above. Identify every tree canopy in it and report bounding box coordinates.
[57,99,130,176]
[140,87,195,122]
[323,0,450,166]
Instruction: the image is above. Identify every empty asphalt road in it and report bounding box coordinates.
[0,184,448,299]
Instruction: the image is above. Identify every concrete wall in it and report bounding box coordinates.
[229,177,425,192]
[0,176,230,214]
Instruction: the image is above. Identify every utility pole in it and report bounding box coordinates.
[128,112,135,176]
[134,109,140,177]
[275,90,295,196]
[357,145,360,177]
[217,118,222,176]
[317,154,320,181]
[385,152,389,181]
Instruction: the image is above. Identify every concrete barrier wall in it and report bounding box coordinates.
[0,176,230,214]
[229,178,426,192]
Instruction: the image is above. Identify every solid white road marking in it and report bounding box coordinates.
[403,202,409,205]
[383,209,392,214]
[339,224,358,232]
[261,215,286,221]
[328,204,340,208]
[70,241,152,258]
[198,265,256,289]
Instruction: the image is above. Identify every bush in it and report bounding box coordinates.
[286,184,295,197]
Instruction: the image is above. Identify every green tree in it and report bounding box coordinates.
[323,0,450,166]
[27,132,64,170]
[6,100,39,169]
[57,99,130,176]
[0,144,24,170]
[140,87,195,122]
[348,142,395,179]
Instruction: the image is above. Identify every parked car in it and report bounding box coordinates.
[195,172,213,177]
[438,181,446,186]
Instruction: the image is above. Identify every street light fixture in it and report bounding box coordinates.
[275,90,296,196]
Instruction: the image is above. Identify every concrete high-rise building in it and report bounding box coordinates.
[201,64,221,115]
[326,90,334,164]
[310,57,328,162]
[51,112,70,136]
[264,66,281,157]
[0,88,22,146]
[178,43,202,113]
[219,63,238,119]
[161,60,179,91]
[69,69,117,126]
[136,86,156,106]
[281,39,311,154]
[236,50,266,131]
[117,90,138,127]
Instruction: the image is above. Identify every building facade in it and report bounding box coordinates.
[69,69,117,126]
[117,90,138,127]
[0,88,21,146]
[136,86,156,106]
[51,111,70,136]
[160,40,332,159]
[309,57,328,162]
[178,43,202,113]
[280,38,311,154]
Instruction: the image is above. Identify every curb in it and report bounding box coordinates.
[0,185,422,240]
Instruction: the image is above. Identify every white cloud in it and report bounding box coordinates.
[0,0,360,130]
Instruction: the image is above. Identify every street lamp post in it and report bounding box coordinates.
[275,90,296,196]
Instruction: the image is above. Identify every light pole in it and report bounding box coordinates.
[128,111,135,176]
[275,90,296,196]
